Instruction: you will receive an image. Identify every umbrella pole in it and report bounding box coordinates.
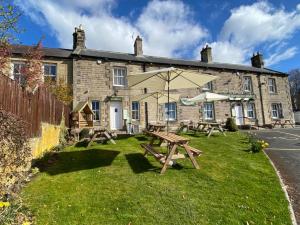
[167,73,170,133]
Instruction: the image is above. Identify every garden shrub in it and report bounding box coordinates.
[0,110,32,196]
[225,118,238,131]
[248,133,269,153]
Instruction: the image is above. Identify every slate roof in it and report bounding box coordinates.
[11,45,286,75]
[11,45,72,58]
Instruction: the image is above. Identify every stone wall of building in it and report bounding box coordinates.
[72,58,293,131]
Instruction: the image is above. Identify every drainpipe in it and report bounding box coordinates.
[258,74,266,125]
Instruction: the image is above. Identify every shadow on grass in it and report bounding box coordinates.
[35,149,120,175]
[134,136,149,142]
[125,153,184,174]
[125,153,158,173]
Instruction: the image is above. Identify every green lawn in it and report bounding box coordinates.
[21,132,291,225]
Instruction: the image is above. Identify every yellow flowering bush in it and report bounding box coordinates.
[0,201,10,208]
[248,133,269,153]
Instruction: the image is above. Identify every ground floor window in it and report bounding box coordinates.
[131,101,140,120]
[247,103,255,118]
[165,102,177,121]
[92,101,100,121]
[271,103,283,119]
[203,102,214,120]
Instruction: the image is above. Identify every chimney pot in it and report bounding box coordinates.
[201,45,212,63]
[73,25,86,50]
[134,35,143,56]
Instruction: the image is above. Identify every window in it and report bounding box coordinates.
[92,101,100,121]
[164,102,177,121]
[243,76,252,92]
[271,103,283,119]
[247,103,255,118]
[203,81,213,91]
[268,78,277,93]
[12,62,25,84]
[131,101,140,120]
[113,67,126,86]
[44,64,57,81]
[203,102,214,120]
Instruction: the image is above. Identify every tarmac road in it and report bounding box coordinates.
[253,128,300,224]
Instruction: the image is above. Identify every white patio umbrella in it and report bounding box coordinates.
[131,92,180,122]
[186,92,228,103]
[128,67,218,132]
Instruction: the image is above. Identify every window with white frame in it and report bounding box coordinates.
[12,62,25,84]
[131,101,140,120]
[92,101,100,121]
[247,103,255,118]
[203,81,213,91]
[243,76,252,92]
[268,78,277,93]
[164,102,177,121]
[271,103,283,119]
[113,67,126,86]
[203,102,214,120]
[44,64,57,81]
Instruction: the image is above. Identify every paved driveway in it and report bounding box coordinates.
[253,128,300,224]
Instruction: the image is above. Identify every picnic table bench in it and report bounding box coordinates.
[192,121,226,138]
[147,124,166,132]
[272,119,295,128]
[70,127,117,145]
[141,131,202,174]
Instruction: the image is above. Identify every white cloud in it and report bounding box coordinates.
[210,1,300,66]
[265,46,298,66]
[14,0,207,58]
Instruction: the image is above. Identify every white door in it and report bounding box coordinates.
[234,104,244,125]
[110,101,123,130]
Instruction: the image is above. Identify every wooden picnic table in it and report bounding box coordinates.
[147,124,166,132]
[272,119,295,128]
[70,127,117,145]
[193,121,226,138]
[141,131,202,174]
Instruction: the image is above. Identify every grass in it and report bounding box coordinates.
[21,132,291,225]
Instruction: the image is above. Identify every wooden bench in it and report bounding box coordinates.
[141,131,202,173]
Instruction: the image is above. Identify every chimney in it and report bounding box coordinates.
[73,25,86,50]
[251,52,264,68]
[201,45,212,63]
[134,35,143,56]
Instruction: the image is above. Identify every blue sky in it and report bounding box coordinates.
[12,0,300,72]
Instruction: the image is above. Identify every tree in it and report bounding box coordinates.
[288,69,300,111]
[0,1,21,76]
[21,41,44,93]
[0,0,22,43]
[45,78,73,105]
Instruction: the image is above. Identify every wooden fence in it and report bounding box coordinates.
[0,74,70,138]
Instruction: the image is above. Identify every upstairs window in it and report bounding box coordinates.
[268,78,277,94]
[113,67,126,86]
[203,81,213,91]
[131,101,140,120]
[164,102,177,121]
[203,102,214,120]
[92,101,100,122]
[271,103,283,119]
[243,76,252,92]
[44,64,57,81]
[247,103,255,118]
[12,62,25,84]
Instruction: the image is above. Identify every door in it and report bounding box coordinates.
[110,101,123,130]
[234,104,244,125]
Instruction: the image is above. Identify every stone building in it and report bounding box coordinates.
[10,26,293,131]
